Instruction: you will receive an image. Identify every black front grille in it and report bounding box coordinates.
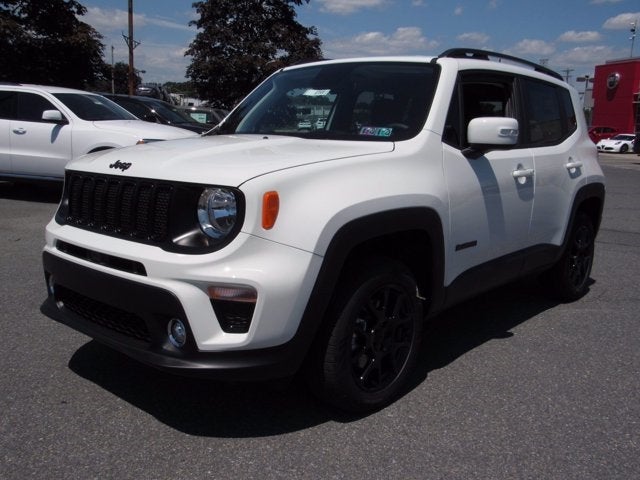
[56,285,152,344]
[63,173,173,243]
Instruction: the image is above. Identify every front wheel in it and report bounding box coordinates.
[545,212,595,301]
[308,259,423,412]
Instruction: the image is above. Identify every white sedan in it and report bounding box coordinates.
[596,133,636,153]
[0,84,197,182]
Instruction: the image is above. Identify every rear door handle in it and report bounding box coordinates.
[565,160,583,170]
[12,128,26,135]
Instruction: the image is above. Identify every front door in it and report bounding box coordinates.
[441,73,534,286]
[10,92,72,180]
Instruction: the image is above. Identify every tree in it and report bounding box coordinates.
[93,62,142,94]
[186,0,323,109]
[0,0,108,88]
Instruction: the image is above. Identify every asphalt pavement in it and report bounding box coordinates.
[1,152,639,479]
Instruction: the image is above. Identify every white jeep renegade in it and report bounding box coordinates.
[42,49,605,412]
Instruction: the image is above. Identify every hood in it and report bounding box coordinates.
[92,119,198,140]
[67,134,394,186]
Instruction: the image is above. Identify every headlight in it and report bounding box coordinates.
[197,188,238,239]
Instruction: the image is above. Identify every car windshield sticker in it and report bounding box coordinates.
[303,89,331,97]
[359,126,393,137]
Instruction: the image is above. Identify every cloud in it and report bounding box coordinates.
[324,27,439,57]
[83,7,193,33]
[81,7,193,83]
[132,42,191,83]
[454,6,463,15]
[590,0,623,4]
[552,45,617,68]
[457,32,490,45]
[558,30,602,42]
[318,0,388,15]
[511,39,555,56]
[603,12,640,29]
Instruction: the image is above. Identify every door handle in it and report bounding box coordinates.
[12,128,26,135]
[512,167,534,178]
[512,167,534,185]
[565,160,583,170]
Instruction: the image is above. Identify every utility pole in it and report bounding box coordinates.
[123,0,140,95]
[561,68,574,83]
[111,45,115,94]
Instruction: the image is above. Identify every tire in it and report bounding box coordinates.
[546,212,595,301]
[308,259,423,412]
[620,144,629,153]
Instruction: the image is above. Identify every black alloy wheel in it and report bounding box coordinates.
[547,212,595,301]
[308,259,423,412]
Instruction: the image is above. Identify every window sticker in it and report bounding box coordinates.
[303,89,331,97]
[359,126,393,137]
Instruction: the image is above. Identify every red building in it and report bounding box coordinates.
[591,57,640,134]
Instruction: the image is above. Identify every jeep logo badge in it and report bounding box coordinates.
[109,160,132,171]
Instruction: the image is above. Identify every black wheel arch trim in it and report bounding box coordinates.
[292,207,446,362]
[563,182,605,246]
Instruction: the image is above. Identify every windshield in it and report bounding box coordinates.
[54,93,138,121]
[610,134,634,141]
[216,61,439,141]
[149,101,197,124]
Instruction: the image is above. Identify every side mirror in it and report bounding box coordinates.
[464,117,518,158]
[468,117,518,145]
[42,110,68,125]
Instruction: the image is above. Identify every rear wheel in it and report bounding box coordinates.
[308,259,423,412]
[546,212,595,301]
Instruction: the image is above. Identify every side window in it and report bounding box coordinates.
[560,88,577,135]
[443,85,461,147]
[0,91,17,120]
[444,74,516,149]
[522,79,563,145]
[16,93,58,122]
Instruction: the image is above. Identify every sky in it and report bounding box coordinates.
[81,0,640,90]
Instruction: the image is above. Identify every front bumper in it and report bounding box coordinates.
[42,250,316,380]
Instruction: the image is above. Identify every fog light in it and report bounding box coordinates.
[167,318,187,348]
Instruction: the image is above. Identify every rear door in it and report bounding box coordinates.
[522,78,584,248]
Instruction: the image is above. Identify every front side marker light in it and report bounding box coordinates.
[208,285,257,303]
[262,191,279,230]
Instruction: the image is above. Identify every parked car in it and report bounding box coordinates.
[297,119,312,130]
[103,94,214,134]
[42,49,605,412]
[588,126,619,144]
[0,84,197,182]
[596,133,635,153]
[177,105,228,125]
[135,83,172,103]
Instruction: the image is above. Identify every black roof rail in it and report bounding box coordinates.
[436,48,564,82]
[0,81,22,86]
